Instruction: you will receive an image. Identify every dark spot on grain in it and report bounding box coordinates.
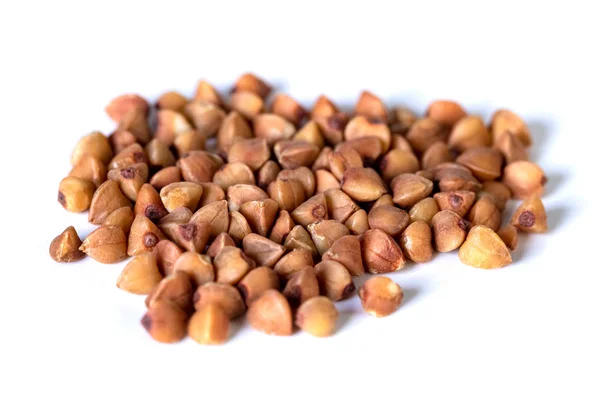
[342,282,356,299]
[141,314,152,331]
[179,223,197,241]
[121,167,136,179]
[58,191,66,207]
[143,232,159,248]
[518,211,535,228]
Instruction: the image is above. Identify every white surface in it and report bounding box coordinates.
[1,1,599,399]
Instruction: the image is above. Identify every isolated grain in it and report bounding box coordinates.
[278,167,316,198]
[49,226,85,262]
[161,181,205,213]
[359,276,403,317]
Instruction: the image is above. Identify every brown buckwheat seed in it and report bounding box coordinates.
[359,276,404,317]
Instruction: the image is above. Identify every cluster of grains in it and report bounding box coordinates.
[49,73,548,344]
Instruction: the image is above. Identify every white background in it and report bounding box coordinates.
[1,1,599,399]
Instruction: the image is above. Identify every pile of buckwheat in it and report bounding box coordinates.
[49,73,548,344]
